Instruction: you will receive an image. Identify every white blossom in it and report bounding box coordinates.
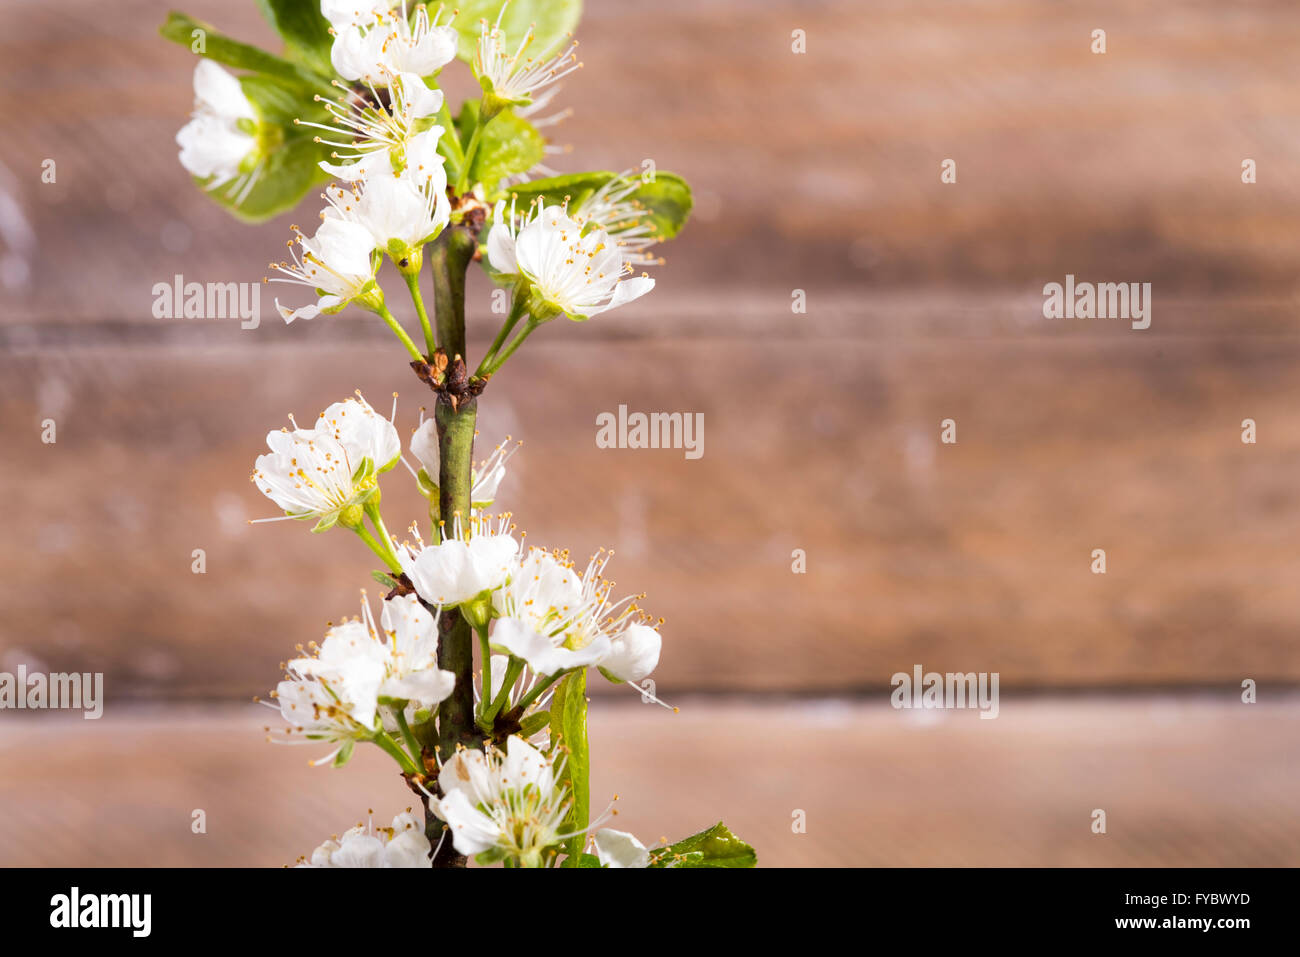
[600,622,662,684]
[296,810,430,867]
[397,515,519,608]
[492,547,660,682]
[474,4,581,114]
[252,393,400,528]
[176,61,260,200]
[369,593,455,710]
[268,217,380,323]
[270,625,383,765]
[571,172,664,268]
[489,616,608,677]
[269,592,454,765]
[304,72,445,182]
[431,736,571,866]
[321,162,450,256]
[409,423,518,511]
[331,2,458,87]
[487,201,655,321]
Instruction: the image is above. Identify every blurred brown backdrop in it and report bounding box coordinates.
[1,0,1298,866]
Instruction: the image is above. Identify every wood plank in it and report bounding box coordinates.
[3,0,1300,323]
[0,699,1295,866]
[2,320,1297,694]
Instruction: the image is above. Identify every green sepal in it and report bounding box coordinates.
[412,709,438,750]
[386,237,413,262]
[648,822,757,868]
[461,595,493,630]
[310,511,340,533]
[416,467,439,499]
[371,570,399,590]
[475,847,508,866]
[517,710,550,738]
[331,739,355,767]
[596,666,624,685]
[352,279,385,313]
[336,503,365,529]
[350,456,376,485]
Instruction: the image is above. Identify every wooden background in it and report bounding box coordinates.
[0,0,1298,866]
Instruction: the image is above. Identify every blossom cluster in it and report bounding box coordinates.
[167,0,740,869]
[177,0,658,340]
[254,392,664,865]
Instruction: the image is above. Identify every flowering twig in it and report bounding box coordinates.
[167,0,755,871]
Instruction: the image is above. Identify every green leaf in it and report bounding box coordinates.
[627,172,693,242]
[550,669,589,868]
[160,12,335,97]
[569,853,603,868]
[237,74,305,125]
[201,132,330,223]
[371,571,399,590]
[255,0,335,78]
[499,170,693,241]
[648,822,757,868]
[457,100,545,195]
[517,710,550,738]
[448,0,582,65]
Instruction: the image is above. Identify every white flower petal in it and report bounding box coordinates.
[276,297,326,324]
[432,789,500,857]
[395,72,445,118]
[600,623,661,683]
[330,834,386,868]
[586,275,656,318]
[490,617,609,676]
[438,748,492,803]
[192,60,256,121]
[486,224,518,274]
[176,115,254,183]
[593,829,650,868]
[409,418,439,475]
[321,0,395,28]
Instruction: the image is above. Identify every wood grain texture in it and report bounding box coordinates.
[3,0,1300,322]
[0,0,1297,870]
[0,698,1295,866]
[2,296,1300,695]
[0,1,1298,697]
